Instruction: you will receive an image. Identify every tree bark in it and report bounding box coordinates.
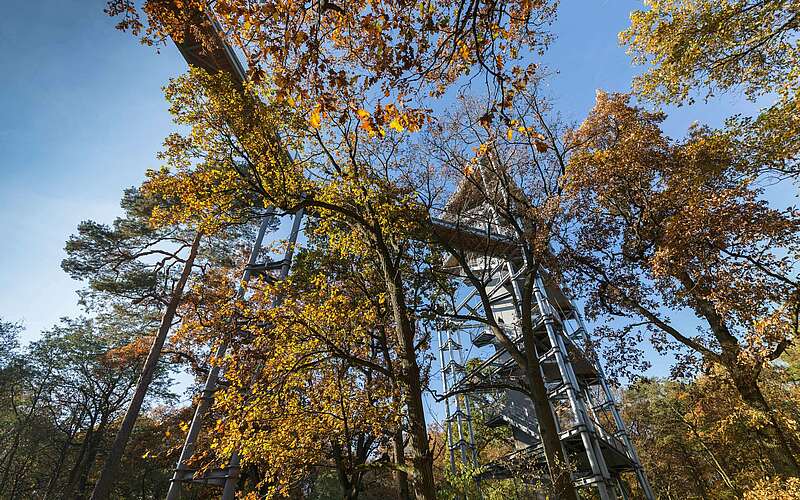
[90,232,202,500]
[332,442,359,500]
[77,415,109,497]
[376,249,436,500]
[393,428,411,499]
[519,273,578,500]
[728,367,800,476]
[64,413,97,499]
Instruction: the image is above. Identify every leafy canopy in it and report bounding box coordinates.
[621,0,800,104]
[621,0,800,178]
[107,0,556,131]
[563,92,800,375]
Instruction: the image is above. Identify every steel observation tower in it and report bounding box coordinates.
[431,165,654,499]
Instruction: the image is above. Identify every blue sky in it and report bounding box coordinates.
[0,0,793,377]
[0,0,183,339]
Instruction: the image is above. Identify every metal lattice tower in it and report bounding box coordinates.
[156,10,309,498]
[438,327,480,474]
[432,170,654,499]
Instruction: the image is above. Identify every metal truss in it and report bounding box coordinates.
[438,326,479,474]
[166,209,304,500]
[436,254,655,499]
[154,6,653,499]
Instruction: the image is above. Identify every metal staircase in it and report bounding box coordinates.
[435,242,654,499]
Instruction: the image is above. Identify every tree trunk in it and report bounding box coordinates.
[43,420,81,500]
[377,250,436,500]
[64,414,97,499]
[393,428,411,499]
[77,416,109,497]
[380,328,411,500]
[332,442,359,500]
[91,232,202,500]
[520,275,578,500]
[439,237,577,498]
[728,367,800,476]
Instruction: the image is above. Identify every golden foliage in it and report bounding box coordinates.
[173,252,405,495]
[624,361,800,498]
[565,91,800,369]
[621,0,800,177]
[745,477,800,499]
[110,0,558,131]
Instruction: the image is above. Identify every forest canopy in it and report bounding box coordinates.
[1,1,799,499]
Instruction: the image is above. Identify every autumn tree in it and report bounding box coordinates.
[135,53,587,500]
[102,2,577,497]
[175,244,411,498]
[62,185,264,499]
[139,65,452,497]
[623,353,800,498]
[562,91,800,475]
[82,1,800,496]
[0,320,20,371]
[0,315,175,498]
[621,0,800,179]
[283,241,431,499]
[622,378,741,499]
[107,0,557,129]
[162,206,448,499]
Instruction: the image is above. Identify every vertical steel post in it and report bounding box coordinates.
[221,209,305,500]
[446,329,469,465]
[166,213,273,500]
[572,304,655,500]
[438,329,458,475]
[456,339,479,467]
[532,276,614,499]
[502,260,571,460]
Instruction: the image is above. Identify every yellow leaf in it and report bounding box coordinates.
[287,95,296,107]
[506,128,513,141]
[356,109,376,136]
[310,107,321,129]
[389,118,404,133]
